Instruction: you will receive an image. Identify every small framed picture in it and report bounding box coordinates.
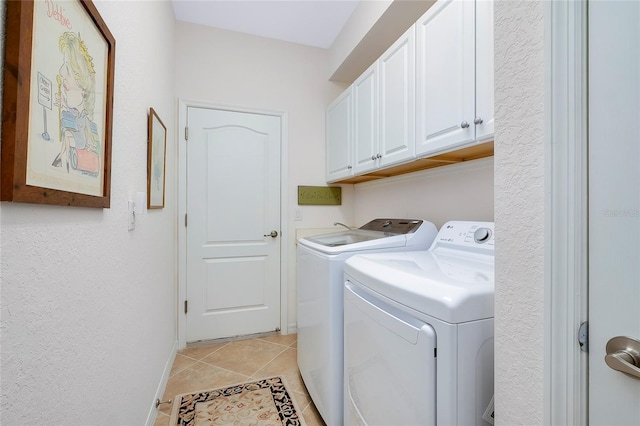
[147,108,166,209]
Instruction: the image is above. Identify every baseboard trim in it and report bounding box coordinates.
[145,340,178,426]
[287,322,297,334]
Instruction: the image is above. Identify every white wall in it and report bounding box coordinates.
[173,22,353,332]
[0,1,177,424]
[354,158,494,229]
[328,0,392,80]
[328,0,433,83]
[494,0,546,423]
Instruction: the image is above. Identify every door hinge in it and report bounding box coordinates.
[185,127,189,141]
[184,300,188,314]
[578,321,589,352]
[184,213,187,227]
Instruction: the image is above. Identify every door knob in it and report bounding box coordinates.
[605,336,640,379]
[474,117,484,125]
[264,230,278,238]
[460,121,470,129]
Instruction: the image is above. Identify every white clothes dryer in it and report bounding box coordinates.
[297,219,438,426]
[343,221,495,426]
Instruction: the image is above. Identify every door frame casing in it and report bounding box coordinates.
[177,99,289,349]
[544,1,588,424]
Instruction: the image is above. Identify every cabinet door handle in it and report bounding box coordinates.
[460,121,470,128]
[371,155,377,161]
[376,154,382,159]
[474,117,484,125]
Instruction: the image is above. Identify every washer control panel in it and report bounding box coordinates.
[432,221,495,252]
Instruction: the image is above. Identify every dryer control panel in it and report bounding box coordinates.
[431,221,495,253]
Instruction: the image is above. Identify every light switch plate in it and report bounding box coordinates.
[135,191,146,215]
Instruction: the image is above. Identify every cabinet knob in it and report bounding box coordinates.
[460,121,470,129]
[347,165,352,169]
[371,155,377,161]
[376,154,382,159]
[474,117,484,125]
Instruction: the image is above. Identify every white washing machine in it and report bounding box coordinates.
[297,219,438,426]
[343,221,495,426]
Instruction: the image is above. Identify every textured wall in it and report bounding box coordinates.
[0,1,177,424]
[174,22,352,331]
[494,1,546,423]
[353,158,494,229]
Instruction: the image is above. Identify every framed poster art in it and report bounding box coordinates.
[1,0,115,208]
[147,108,166,209]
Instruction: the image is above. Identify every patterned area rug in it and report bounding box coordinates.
[169,376,307,426]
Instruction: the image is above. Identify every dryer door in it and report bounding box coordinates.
[344,281,437,425]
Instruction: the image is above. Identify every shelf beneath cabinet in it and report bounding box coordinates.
[334,141,494,184]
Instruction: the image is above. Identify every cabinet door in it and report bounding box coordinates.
[353,63,379,175]
[379,26,416,168]
[326,89,353,182]
[475,0,494,141]
[416,0,475,156]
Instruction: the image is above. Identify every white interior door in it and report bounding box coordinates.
[186,107,281,342]
[588,1,640,424]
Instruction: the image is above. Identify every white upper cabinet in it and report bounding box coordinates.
[416,0,494,156]
[326,88,353,183]
[353,63,379,175]
[379,26,416,169]
[351,26,416,175]
[475,0,495,141]
[326,0,494,183]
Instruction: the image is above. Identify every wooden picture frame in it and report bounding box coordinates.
[147,108,166,209]
[0,0,115,208]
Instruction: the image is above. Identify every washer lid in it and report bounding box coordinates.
[304,229,389,247]
[344,251,494,323]
[298,219,437,255]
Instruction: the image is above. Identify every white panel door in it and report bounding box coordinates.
[588,1,640,424]
[186,107,281,342]
[353,63,378,175]
[326,89,353,182]
[379,25,415,168]
[416,0,475,156]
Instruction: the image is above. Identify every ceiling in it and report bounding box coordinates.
[171,0,360,49]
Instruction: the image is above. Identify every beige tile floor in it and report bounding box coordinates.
[154,333,326,426]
